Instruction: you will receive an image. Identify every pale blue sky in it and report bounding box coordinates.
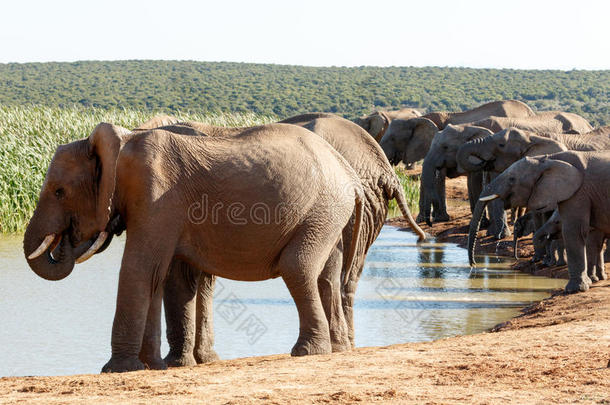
[1,0,608,69]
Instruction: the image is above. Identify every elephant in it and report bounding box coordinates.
[587,126,610,136]
[354,108,421,142]
[456,127,610,177]
[24,122,367,373]
[135,113,427,367]
[472,111,594,134]
[417,124,512,238]
[421,100,535,129]
[468,150,610,293]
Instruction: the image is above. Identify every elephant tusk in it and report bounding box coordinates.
[27,234,56,260]
[75,232,108,264]
[479,194,499,202]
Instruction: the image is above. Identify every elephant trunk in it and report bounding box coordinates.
[468,198,493,266]
[456,137,491,173]
[394,185,427,242]
[23,213,77,281]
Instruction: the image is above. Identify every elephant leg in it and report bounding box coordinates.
[102,234,175,373]
[586,230,606,283]
[163,259,199,367]
[432,171,450,222]
[279,228,333,357]
[556,239,567,266]
[542,239,554,267]
[194,272,219,364]
[604,240,610,264]
[485,173,510,239]
[416,188,426,223]
[532,213,549,263]
[139,288,167,370]
[319,241,350,353]
[561,207,592,293]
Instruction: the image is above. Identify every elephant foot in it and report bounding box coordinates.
[557,258,567,266]
[164,351,197,368]
[564,278,590,294]
[101,356,146,373]
[415,213,427,224]
[194,348,220,364]
[330,335,352,353]
[542,256,555,268]
[589,273,600,283]
[597,270,608,281]
[432,213,450,223]
[290,336,332,357]
[143,357,167,371]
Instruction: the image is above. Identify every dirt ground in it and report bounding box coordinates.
[1,168,608,404]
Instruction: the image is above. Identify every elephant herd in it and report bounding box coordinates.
[23,100,607,373]
[358,100,609,295]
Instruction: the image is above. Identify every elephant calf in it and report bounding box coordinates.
[469,150,610,293]
[24,122,365,372]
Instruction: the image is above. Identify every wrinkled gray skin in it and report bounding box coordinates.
[468,151,610,293]
[355,108,422,142]
[24,122,367,373]
[473,111,593,134]
[419,124,511,238]
[137,113,427,367]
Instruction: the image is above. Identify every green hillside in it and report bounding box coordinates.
[0,61,607,125]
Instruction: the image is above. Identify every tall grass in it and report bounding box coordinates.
[387,167,420,219]
[0,105,275,233]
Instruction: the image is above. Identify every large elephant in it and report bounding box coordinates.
[136,113,427,367]
[468,150,610,293]
[473,111,593,134]
[354,108,422,142]
[417,124,512,238]
[24,122,366,372]
[422,99,535,129]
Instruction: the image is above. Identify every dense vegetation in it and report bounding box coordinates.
[0,61,607,125]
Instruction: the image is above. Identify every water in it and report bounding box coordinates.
[0,226,565,377]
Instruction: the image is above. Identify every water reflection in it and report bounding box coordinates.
[0,226,565,377]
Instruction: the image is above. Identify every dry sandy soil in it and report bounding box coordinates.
[1,169,608,404]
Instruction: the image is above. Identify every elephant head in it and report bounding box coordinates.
[456,127,568,174]
[379,117,438,166]
[23,123,129,280]
[419,125,492,224]
[354,111,391,142]
[468,154,583,265]
[532,209,562,247]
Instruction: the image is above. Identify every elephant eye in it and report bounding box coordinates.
[55,188,65,199]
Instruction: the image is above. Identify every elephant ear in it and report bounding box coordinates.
[410,117,439,142]
[88,123,130,231]
[370,112,391,142]
[527,157,583,212]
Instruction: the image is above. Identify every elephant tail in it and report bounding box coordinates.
[394,185,428,242]
[342,190,364,290]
